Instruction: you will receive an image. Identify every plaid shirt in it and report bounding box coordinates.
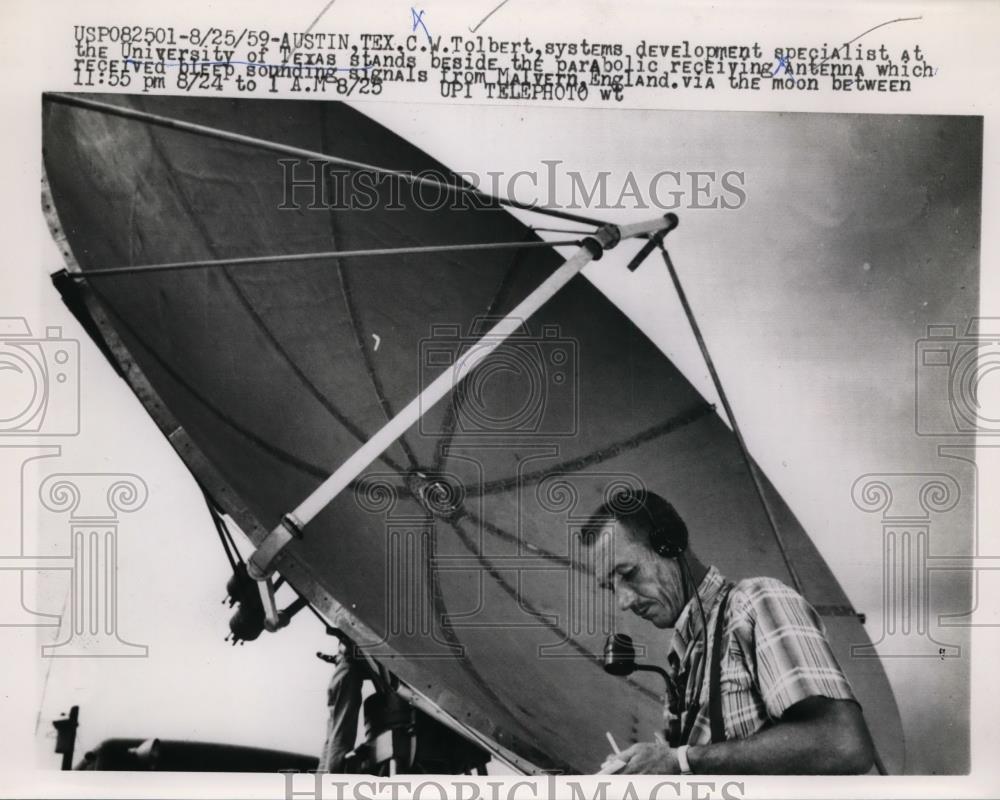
[665,566,856,745]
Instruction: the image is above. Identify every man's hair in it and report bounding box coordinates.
[579,488,688,555]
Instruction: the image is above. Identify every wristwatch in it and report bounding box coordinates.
[676,744,693,774]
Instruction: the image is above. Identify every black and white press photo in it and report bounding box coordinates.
[1,2,997,798]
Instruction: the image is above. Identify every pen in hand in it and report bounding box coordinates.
[599,731,627,774]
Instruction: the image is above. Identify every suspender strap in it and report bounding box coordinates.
[709,586,733,744]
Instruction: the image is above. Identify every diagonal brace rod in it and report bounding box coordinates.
[74,239,584,278]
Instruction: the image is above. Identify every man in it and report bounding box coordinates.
[317,633,367,773]
[581,489,876,775]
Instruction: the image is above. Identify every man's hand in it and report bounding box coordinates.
[600,737,679,774]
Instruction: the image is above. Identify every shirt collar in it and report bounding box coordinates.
[671,565,727,653]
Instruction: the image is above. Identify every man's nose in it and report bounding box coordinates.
[616,583,637,612]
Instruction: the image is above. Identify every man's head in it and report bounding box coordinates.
[580,490,698,628]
